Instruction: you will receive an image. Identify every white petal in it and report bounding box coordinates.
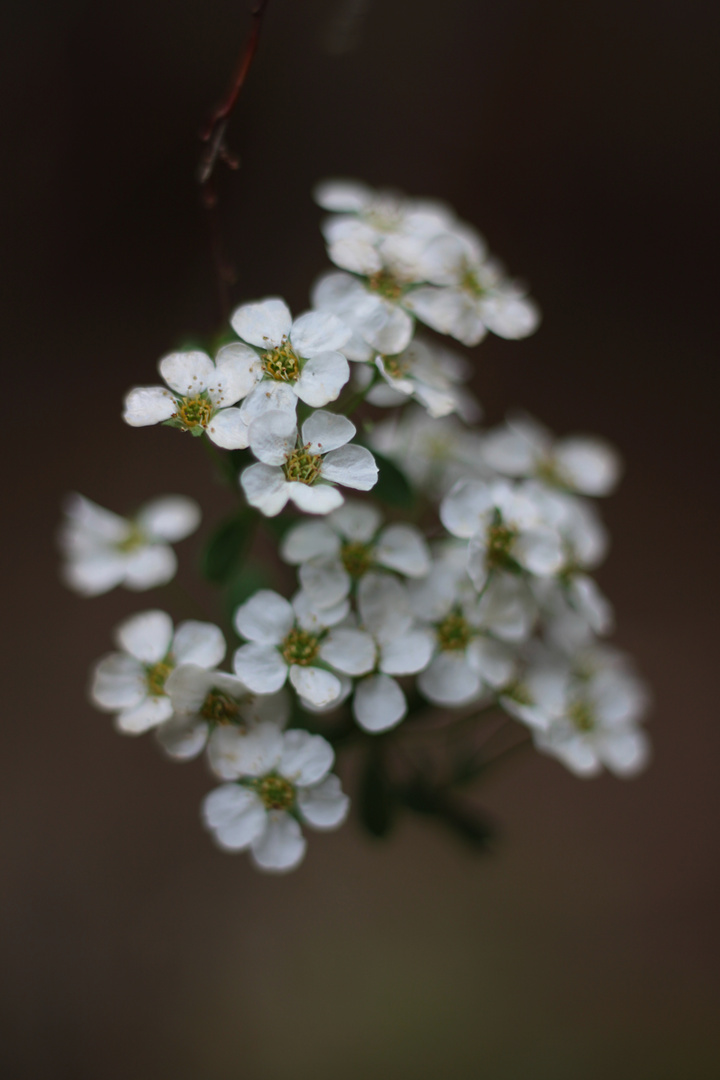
[299,557,351,608]
[239,380,298,427]
[123,386,176,426]
[250,811,306,872]
[466,638,516,687]
[554,438,622,496]
[357,571,411,641]
[288,665,342,707]
[314,179,372,211]
[598,727,651,777]
[164,663,213,714]
[159,351,214,395]
[538,734,602,777]
[418,653,481,705]
[202,785,267,850]
[280,521,340,564]
[321,445,378,490]
[279,729,334,786]
[213,342,262,402]
[115,609,173,663]
[62,553,128,596]
[479,292,540,339]
[295,352,350,407]
[90,654,146,710]
[374,524,430,577]
[380,629,435,675]
[515,529,565,576]
[61,493,128,544]
[293,591,349,631]
[155,714,209,760]
[290,311,352,356]
[353,674,407,732]
[231,298,292,349]
[123,546,178,590]
[234,589,294,644]
[115,695,174,734]
[207,407,251,450]
[297,774,350,828]
[208,720,284,780]
[248,409,297,465]
[288,482,345,515]
[329,500,382,541]
[136,495,201,541]
[440,479,495,539]
[233,644,288,694]
[172,621,226,668]
[240,463,290,516]
[301,410,355,454]
[407,287,486,346]
[320,628,376,675]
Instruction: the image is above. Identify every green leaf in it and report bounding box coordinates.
[201,508,257,584]
[368,449,415,509]
[358,749,395,838]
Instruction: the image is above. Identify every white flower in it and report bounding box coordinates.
[240,409,378,517]
[440,478,565,590]
[60,493,200,595]
[229,297,352,410]
[89,610,226,735]
[232,589,375,707]
[532,574,614,651]
[408,561,532,706]
[158,663,289,761]
[201,723,349,872]
[368,406,488,497]
[350,571,435,731]
[123,347,260,449]
[482,415,622,496]
[502,646,651,776]
[311,270,416,359]
[355,336,481,421]
[404,225,540,345]
[280,499,430,610]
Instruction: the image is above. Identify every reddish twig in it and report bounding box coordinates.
[198,0,270,322]
[198,0,270,191]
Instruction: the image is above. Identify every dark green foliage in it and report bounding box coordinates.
[201,508,257,584]
[368,449,415,509]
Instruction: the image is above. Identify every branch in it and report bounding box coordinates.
[198,0,270,191]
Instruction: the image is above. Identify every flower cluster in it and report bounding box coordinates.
[63,180,650,873]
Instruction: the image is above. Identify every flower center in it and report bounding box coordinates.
[341,540,373,578]
[145,660,173,697]
[262,338,301,382]
[380,352,410,379]
[568,700,595,732]
[175,393,214,430]
[503,680,532,705]
[461,269,486,297]
[282,628,320,666]
[283,447,322,485]
[436,612,472,652]
[201,690,241,724]
[116,524,145,553]
[367,271,404,302]
[257,774,295,811]
[485,522,518,570]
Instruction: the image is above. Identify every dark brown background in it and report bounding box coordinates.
[2,1,719,1076]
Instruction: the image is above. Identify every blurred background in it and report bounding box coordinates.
[2,0,719,1076]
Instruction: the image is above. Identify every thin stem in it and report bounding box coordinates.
[198,0,271,324]
[198,0,271,188]
[338,369,381,417]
